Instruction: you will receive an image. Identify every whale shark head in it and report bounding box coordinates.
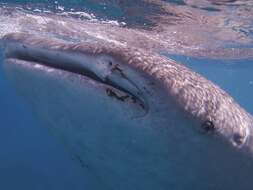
[2,33,253,189]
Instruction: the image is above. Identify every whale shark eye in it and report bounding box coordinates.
[201,120,215,133]
[233,133,244,146]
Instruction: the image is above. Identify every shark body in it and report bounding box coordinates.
[2,32,253,148]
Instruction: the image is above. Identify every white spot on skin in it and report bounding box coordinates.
[34,64,43,69]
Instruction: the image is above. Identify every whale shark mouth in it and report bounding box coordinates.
[2,36,149,113]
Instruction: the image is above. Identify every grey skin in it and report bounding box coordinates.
[2,33,253,153]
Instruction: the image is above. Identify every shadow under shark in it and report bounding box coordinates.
[2,33,253,190]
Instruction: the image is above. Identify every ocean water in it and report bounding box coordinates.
[169,55,253,114]
[0,48,95,189]
[0,1,253,190]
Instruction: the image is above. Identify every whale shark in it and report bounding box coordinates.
[1,4,253,190]
[2,32,253,190]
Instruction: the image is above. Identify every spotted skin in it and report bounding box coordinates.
[2,32,253,152]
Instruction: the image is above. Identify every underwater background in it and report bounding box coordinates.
[0,0,253,189]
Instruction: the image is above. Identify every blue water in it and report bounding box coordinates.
[0,52,99,189]
[170,55,253,114]
[0,1,253,190]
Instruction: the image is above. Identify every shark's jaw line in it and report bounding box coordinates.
[3,40,149,113]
